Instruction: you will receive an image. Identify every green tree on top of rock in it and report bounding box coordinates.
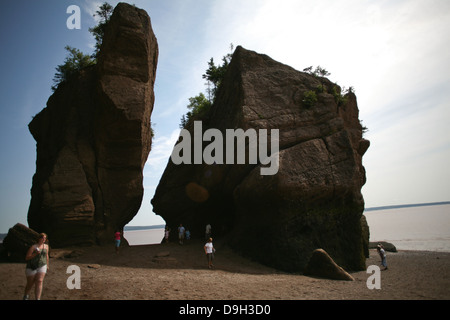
[303,65,330,78]
[202,45,233,100]
[180,93,212,129]
[51,46,96,91]
[180,44,234,128]
[52,2,113,91]
[89,2,114,58]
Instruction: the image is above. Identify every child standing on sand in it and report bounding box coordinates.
[164,227,170,243]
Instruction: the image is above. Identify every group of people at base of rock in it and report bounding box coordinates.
[165,223,215,269]
[163,223,211,245]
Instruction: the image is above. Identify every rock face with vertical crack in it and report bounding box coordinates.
[152,46,369,272]
[27,3,158,247]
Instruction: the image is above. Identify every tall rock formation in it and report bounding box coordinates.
[27,3,158,247]
[152,46,369,272]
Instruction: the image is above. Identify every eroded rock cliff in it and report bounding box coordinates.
[152,46,369,272]
[27,3,158,247]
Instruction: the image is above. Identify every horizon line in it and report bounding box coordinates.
[364,201,450,212]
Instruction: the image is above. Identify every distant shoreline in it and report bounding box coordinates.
[2,201,448,240]
[364,201,450,212]
[123,224,165,231]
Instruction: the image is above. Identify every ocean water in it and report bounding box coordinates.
[124,228,165,246]
[364,203,450,252]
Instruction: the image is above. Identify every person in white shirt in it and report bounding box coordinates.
[204,237,215,269]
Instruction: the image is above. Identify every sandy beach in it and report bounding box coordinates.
[1,238,449,301]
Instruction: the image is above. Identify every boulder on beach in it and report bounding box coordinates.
[2,223,40,262]
[370,241,397,252]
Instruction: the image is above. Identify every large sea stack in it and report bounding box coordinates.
[27,3,158,247]
[152,46,369,272]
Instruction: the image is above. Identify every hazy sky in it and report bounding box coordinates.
[1,0,449,233]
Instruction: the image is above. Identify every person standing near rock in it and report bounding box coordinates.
[204,237,215,269]
[164,226,170,243]
[178,224,185,245]
[377,244,388,270]
[23,233,49,300]
[114,230,121,254]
